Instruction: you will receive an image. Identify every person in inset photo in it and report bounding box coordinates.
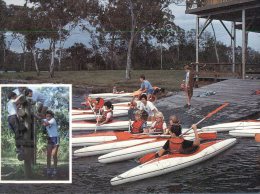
[1,85,70,182]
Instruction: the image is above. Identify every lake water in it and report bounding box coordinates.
[0,93,259,193]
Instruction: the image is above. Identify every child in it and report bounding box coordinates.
[42,110,59,177]
[7,91,24,161]
[139,94,158,121]
[130,110,147,134]
[144,112,167,134]
[164,115,182,137]
[96,101,113,126]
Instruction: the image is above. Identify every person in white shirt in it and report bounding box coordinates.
[139,94,158,121]
[42,110,59,177]
[25,88,51,118]
[7,91,24,161]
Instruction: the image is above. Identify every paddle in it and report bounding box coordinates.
[255,133,260,142]
[88,100,99,133]
[139,103,229,164]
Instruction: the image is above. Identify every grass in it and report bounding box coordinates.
[0,70,185,92]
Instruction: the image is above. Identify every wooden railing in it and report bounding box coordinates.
[186,0,234,10]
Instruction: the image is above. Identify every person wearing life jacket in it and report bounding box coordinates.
[144,112,167,134]
[96,101,113,126]
[164,115,182,137]
[128,96,142,121]
[87,97,105,113]
[130,110,147,134]
[156,124,200,157]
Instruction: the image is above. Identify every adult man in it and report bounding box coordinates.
[183,64,194,109]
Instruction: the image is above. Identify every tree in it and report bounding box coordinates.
[97,0,181,79]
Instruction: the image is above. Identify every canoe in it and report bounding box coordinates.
[110,138,237,185]
[229,129,260,137]
[98,131,216,164]
[72,109,128,121]
[72,120,152,131]
[201,120,260,132]
[89,92,133,98]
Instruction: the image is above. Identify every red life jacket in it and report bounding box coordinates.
[153,121,164,133]
[169,137,184,154]
[102,109,113,122]
[131,120,145,134]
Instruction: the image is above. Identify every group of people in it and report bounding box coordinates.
[7,87,59,177]
[89,65,198,156]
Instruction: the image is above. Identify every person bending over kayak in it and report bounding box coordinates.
[156,124,200,157]
[130,110,147,134]
[164,115,182,137]
[87,97,104,114]
[97,101,113,126]
[42,110,59,177]
[144,112,167,134]
[138,74,154,101]
[139,94,158,121]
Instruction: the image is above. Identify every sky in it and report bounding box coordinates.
[3,0,260,52]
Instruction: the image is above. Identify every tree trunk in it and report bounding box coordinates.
[32,47,40,76]
[126,0,136,80]
[211,23,219,63]
[49,40,55,78]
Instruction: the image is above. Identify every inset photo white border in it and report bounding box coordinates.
[0,84,72,184]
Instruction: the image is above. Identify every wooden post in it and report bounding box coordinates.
[196,16,200,81]
[231,21,236,73]
[242,9,246,79]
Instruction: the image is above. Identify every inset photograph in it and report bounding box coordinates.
[1,85,71,183]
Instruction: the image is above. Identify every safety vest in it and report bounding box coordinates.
[169,137,184,154]
[131,120,145,134]
[153,121,164,133]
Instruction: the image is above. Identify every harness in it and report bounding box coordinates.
[131,120,145,134]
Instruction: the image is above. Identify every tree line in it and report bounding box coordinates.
[0,0,259,79]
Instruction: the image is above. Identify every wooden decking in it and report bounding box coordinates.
[156,79,260,123]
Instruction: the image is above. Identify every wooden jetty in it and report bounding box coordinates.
[156,79,260,123]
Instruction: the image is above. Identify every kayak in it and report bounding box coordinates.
[201,120,260,132]
[79,102,131,111]
[72,131,125,147]
[110,138,237,185]
[72,109,128,121]
[72,120,152,131]
[98,131,216,164]
[73,138,158,157]
[89,92,133,98]
[229,129,260,137]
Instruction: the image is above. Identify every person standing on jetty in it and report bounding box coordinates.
[138,74,154,101]
[182,64,194,109]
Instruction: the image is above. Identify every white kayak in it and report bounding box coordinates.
[229,129,260,137]
[89,92,133,98]
[201,120,260,132]
[72,120,152,131]
[73,138,157,157]
[110,138,237,185]
[78,102,131,111]
[98,131,215,164]
[72,109,128,121]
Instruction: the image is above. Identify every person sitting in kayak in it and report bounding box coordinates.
[87,97,104,114]
[164,115,182,137]
[128,96,142,121]
[97,101,113,126]
[139,94,158,121]
[144,112,167,134]
[130,110,147,134]
[156,124,200,157]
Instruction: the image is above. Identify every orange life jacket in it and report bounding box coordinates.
[169,137,184,154]
[153,121,164,133]
[131,120,145,134]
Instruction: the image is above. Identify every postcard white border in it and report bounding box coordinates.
[0,84,72,184]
